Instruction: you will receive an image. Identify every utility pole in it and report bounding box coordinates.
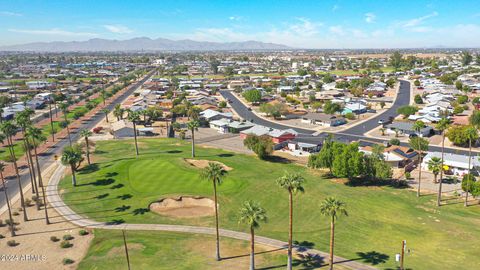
[400,240,406,270]
[122,230,131,270]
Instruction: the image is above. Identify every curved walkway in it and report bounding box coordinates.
[46,163,376,270]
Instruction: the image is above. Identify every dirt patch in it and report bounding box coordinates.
[150,196,216,218]
[185,159,233,171]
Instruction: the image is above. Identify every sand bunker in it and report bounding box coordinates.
[185,159,233,171]
[150,196,216,218]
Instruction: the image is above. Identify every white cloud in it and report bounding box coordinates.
[0,11,22,16]
[329,25,345,36]
[103,24,133,34]
[8,28,98,37]
[365,13,376,23]
[228,16,242,21]
[401,11,438,28]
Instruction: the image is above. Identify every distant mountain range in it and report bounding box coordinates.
[0,37,291,52]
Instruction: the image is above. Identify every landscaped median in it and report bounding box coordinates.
[54,138,480,270]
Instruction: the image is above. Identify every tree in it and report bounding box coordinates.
[461,51,473,66]
[187,120,200,158]
[243,135,274,159]
[319,197,348,270]
[412,121,425,136]
[446,125,472,146]
[58,102,72,146]
[409,137,429,197]
[113,104,124,120]
[435,118,450,206]
[276,172,305,270]
[390,51,403,71]
[0,122,28,221]
[15,111,38,198]
[464,126,478,206]
[0,162,15,236]
[414,94,423,104]
[127,111,141,156]
[61,144,84,186]
[259,103,288,119]
[80,129,93,165]
[100,89,107,106]
[427,157,442,183]
[462,174,478,203]
[323,100,342,115]
[332,143,365,180]
[243,89,262,103]
[26,127,49,224]
[201,162,228,261]
[414,80,420,87]
[469,110,480,128]
[397,105,418,118]
[101,108,109,123]
[308,135,335,173]
[389,138,400,146]
[238,201,267,270]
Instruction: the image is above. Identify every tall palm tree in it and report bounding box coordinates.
[319,197,348,270]
[464,126,478,207]
[80,129,93,165]
[15,111,38,197]
[0,122,28,221]
[0,162,15,236]
[61,144,84,186]
[409,137,429,197]
[238,200,267,270]
[48,96,55,142]
[101,108,110,123]
[435,118,450,206]
[276,172,305,270]
[201,162,228,261]
[26,127,49,224]
[58,102,72,146]
[187,120,200,158]
[100,89,107,106]
[127,111,141,156]
[427,157,442,184]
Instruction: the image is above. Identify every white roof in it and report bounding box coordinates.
[423,152,480,170]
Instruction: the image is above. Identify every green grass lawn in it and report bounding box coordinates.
[78,230,308,270]
[60,138,480,270]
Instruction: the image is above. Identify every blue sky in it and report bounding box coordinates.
[1,0,480,48]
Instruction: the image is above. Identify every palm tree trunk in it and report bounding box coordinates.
[250,226,255,270]
[133,122,139,156]
[33,145,49,224]
[329,217,335,270]
[105,112,109,123]
[213,180,221,261]
[49,102,55,142]
[287,191,293,270]
[64,114,72,147]
[465,140,472,207]
[191,129,195,158]
[85,137,91,165]
[71,165,77,186]
[7,136,28,221]
[23,139,37,196]
[1,171,16,236]
[437,134,445,206]
[417,153,422,197]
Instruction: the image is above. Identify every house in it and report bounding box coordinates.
[240,125,297,144]
[277,86,294,94]
[209,118,254,134]
[385,122,434,137]
[286,140,321,155]
[360,145,417,168]
[422,152,480,176]
[200,109,233,121]
[26,80,53,90]
[111,120,135,138]
[301,113,346,127]
[342,102,367,115]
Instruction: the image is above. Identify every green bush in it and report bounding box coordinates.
[60,241,73,248]
[7,240,17,247]
[50,236,60,242]
[63,258,75,265]
[79,230,89,236]
[344,112,356,120]
[405,171,411,179]
[63,234,74,241]
[389,138,401,146]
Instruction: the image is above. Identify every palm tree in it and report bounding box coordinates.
[48,96,55,142]
[61,144,84,186]
[26,127,49,224]
[238,201,267,270]
[0,122,28,221]
[412,120,425,137]
[435,118,450,206]
[427,157,442,184]
[464,126,478,207]
[276,172,305,270]
[319,197,348,270]
[102,108,110,123]
[80,129,93,165]
[409,137,429,197]
[127,111,141,156]
[0,162,15,236]
[201,162,227,261]
[187,120,200,158]
[380,127,386,136]
[113,104,124,121]
[58,102,72,146]
[100,89,107,106]
[15,111,38,198]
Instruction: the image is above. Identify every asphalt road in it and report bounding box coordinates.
[0,71,155,208]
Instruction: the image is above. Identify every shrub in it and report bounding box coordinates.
[405,171,411,179]
[63,258,75,265]
[59,121,69,128]
[0,234,4,239]
[389,138,400,146]
[12,211,19,216]
[60,241,73,248]
[7,240,17,247]
[24,198,32,207]
[414,94,423,104]
[50,236,60,242]
[63,234,74,241]
[344,112,355,120]
[5,219,13,226]
[79,230,89,236]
